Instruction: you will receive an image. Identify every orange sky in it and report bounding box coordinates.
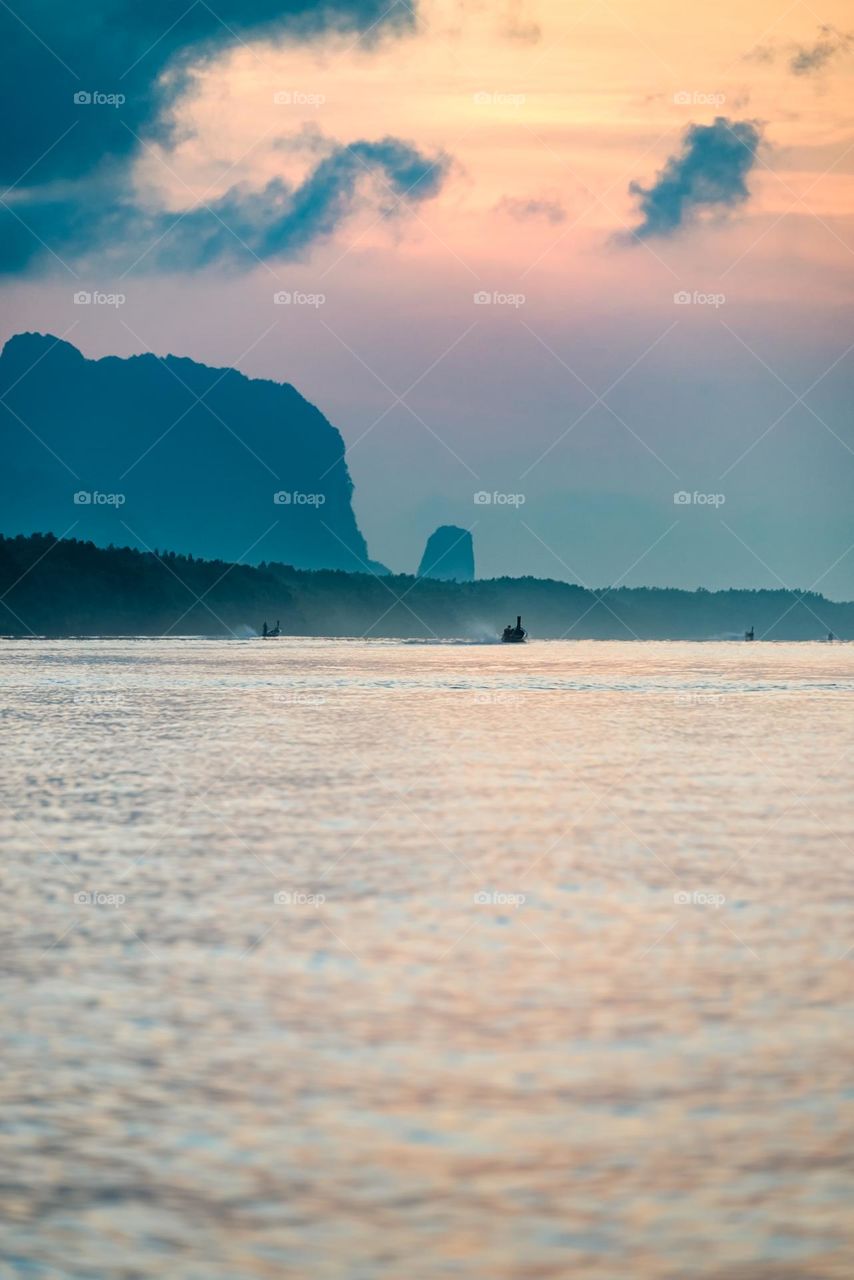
[135,0,854,270]
[4,0,853,590]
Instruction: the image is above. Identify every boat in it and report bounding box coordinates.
[744,626,754,641]
[262,620,281,638]
[502,615,527,643]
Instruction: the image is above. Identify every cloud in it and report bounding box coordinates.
[503,0,541,44]
[744,44,776,65]
[0,0,447,273]
[496,196,565,224]
[790,26,853,76]
[0,136,448,273]
[159,137,450,267]
[0,0,412,188]
[744,25,853,77]
[625,117,762,240]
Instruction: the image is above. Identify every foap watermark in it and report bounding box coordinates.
[74,490,126,506]
[74,890,126,908]
[273,90,325,107]
[74,490,125,506]
[273,490,326,506]
[474,490,526,506]
[274,890,326,907]
[473,289,525,308]
[674,889,726,908]
[473,889,526,908]
[273,290,325,307]
[674,290,725,308]
[73,290,126,307]
[674,692,725,707]
[73,691,126,710]
[73,90,125,108]
[470,690,523,706]
[673,91,726,107]
[278,691,327,707]
[473,91,526,108]
[673,490,726,507]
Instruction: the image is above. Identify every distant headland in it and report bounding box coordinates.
[0,333,373,573]
[0,333,479,584]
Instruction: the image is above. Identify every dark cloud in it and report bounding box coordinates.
[790,26,853,76]
[496,196,565,224]
[159,137,449,267]
[0,0,448,274]
[744,44,776,65]
[744,25,853,77]
[0,0,412,187]
[0,137,448,273]
[625,117,762,240]
[502,0,541,43]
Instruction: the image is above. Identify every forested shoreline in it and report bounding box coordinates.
[1,533,849,640]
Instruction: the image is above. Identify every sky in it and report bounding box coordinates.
[1,0,853,595]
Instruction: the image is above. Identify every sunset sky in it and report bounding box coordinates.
[2,0,853,593]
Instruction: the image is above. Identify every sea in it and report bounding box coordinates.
[1,637,853,1279]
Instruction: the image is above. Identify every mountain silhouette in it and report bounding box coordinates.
[417,525,475,581]
[0,332,373,571]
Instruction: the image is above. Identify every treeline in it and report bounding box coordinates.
[0,532,850,640]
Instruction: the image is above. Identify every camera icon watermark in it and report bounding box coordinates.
[73,90,126,107]
[674,889,726,908]
[273,90,325,107]
[74,490,126,506]
[273,290,325,307]
[674,290,725,308]
[673,90,726,107]
[473,290,526,308]
[473,889,526,908]
[273,890,326,907]
[673,490,726,507]
[273,491,326,506]
[473,491,526,506]
[73,290,126,307]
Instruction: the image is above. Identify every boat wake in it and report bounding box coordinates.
[398,636,502,646]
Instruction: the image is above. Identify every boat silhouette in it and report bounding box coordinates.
[502,615,527,644]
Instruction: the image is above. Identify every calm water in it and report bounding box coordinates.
[2,638,853,1279]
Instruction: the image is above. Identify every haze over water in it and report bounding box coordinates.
[2,638,853,1279]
